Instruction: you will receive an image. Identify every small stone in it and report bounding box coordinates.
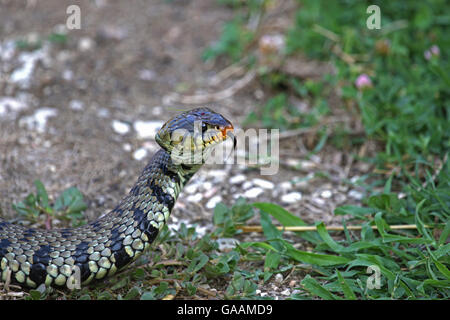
[279,182,292,191]
[229,174,246,184]
[281,192,302,204]
[207,170,227,182]
[254,89,264,100]
[202,181,213,191]
[186,193,203,202]
[78,37,94,51]
[274,273,283,284]
[139,69,156,81]
[312,197,325,206]
[217,238,240,252]
[184,184,198,194]
[133,148,148,161]
[244,187,264,198]
[289,280,297,287]
[242,181,253,190]
[321,190,332,199]
[69,99,84,111]
[280,289,291,296]
[62,69,73,81]
[97,107,110,118]
[133,120,163,139]
[348,190,364,200]
[19,108,57,132]
[253,178,275,189]
[152,106,162,116]
[206,195,222,209]
[112,120,130,135]
[0,97,28,119]
[122,143,132,152]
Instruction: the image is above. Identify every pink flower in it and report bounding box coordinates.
[424,45,440,60]
[430,45,440,56]
[355,74,372,90]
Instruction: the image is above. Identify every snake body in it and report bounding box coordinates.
[0,108,234,289]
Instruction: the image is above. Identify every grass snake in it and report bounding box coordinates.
[0,108,234,289]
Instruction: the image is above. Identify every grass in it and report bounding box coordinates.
[1,0,449,300]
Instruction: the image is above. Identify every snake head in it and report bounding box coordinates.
[155,107,235,164]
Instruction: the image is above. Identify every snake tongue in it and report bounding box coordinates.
[226,131,237,149]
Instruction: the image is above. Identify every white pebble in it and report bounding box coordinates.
[274,273,283,284]
[206,195,222,209]
[122,143,132,152]
[281,192,302,204]
[202,181,213,191]
[242,181,253,190]
[184,184,198,194]
[279,182,292,191]
[207,170,227,182]
[244,187,264,198]
[139,69,156,81]
[19,108,57,132]
[187,193,203,202]
[112,120,130,135]
[152,106,162,116]
[0,97,28,118]
[321,190,332,198]
[281,289,291,296]
[69,99,84,111]
[229,174,246,184]
[97,107,110,118]
[252,178,275,190]
[216,238,239,251]
[312,197,325,206]
[11,49,47,87]
[62,69,74,81]
[133,120,164,139]
[133,148,148,161]
[349,190,364,200]
[78,37,94,51]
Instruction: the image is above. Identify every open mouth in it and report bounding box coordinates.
[203,125,236,149]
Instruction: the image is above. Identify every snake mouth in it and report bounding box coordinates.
[225,128,237,150]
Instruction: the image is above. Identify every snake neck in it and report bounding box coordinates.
[111,148,203,238]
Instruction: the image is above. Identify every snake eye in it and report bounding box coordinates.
[201,122,208,133]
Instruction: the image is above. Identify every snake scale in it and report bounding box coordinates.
[0,108,234,289]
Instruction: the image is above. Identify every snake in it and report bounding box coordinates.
[0,107,235,289]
